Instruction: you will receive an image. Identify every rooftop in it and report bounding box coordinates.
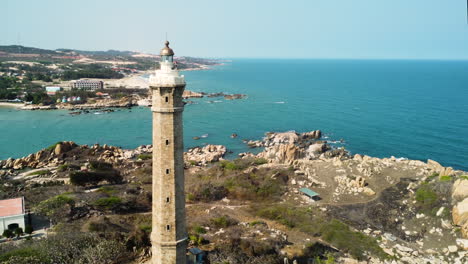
[299,188,319,197]
[0,197,25,217]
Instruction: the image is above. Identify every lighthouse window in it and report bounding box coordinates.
[166,169,170,174]
[166,225,171,231]
[166,197,170,203]
[166,140,169,145]
[165,97,168,103]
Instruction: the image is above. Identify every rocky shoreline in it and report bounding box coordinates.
[15,89,247,111]
[1,130,467,263]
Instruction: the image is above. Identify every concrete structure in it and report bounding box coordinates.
[0,197,26,231]
[70,79,103,90]
[45,86,61,95]
[149,41,187,264]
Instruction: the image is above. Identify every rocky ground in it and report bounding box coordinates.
[0,131,467,264]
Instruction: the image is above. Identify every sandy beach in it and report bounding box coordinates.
[0,102,24,108]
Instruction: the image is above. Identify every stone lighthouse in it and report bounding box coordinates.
[149,41,187,264]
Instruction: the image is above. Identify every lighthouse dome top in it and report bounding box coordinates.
[160,41,174,56]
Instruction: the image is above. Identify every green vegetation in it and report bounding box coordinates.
[415,185,439,208]
[34,194,75,223]
[220,160,243,170]
[61,64,124,80]
[189,234,207,246]
[0,232,126,264]
[137,154,152,160]
[249,220,266,227]
[320,219,385,260]
[57,164,69,172]
[193,225,207,234]
[253,158,268,165]
[97,186,117,195]
[28,169,50,176]
[14,228,23,238]
[210,215,238,228]
[89,161,113,170]
[46,142,61,151]
[2,230,14,239]
[255,204,387,260]
[187,160,291,202]
[93,197,122,210]
[460,175,468,180]
[69,170,122,186]
[439,175,453,182]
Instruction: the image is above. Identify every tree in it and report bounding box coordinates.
[14,227,24,238]
[25,225,33,235]
[2,229,14,238]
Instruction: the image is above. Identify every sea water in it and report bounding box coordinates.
[1,59,467,170]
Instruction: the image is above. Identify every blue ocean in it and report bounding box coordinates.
[1,59,467,171]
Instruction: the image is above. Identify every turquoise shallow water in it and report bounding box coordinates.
[1,59,468,171]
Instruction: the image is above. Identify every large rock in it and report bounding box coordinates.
[266,131,299,145]
[54,141,77,155]
[302,130,321,139]
[427,159,455,176]
[452,197,468,238]
[452,179,468,202]
[182,90,203,99]
[257,143,303,165]
[184,145,226,165]
[306,143,327,156]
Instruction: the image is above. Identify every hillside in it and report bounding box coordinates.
[0,131,466,263]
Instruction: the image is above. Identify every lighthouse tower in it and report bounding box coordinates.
[149,41,187,264]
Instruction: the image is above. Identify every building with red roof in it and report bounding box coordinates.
[0,197,26,232]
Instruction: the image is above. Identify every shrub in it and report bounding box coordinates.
[189,234,207,246]
[70,170,122,186]
[253,158,268,165]
[34,194,74,223]
[439,175,452,182]
[28,169,50,176]
[0,248,46,263]
[249,221,266,227]
[14,227,23,237]
[93,196,122,210]
[57,164,69,172]
[98,186,117,195]
[220,160,241,170]
[459,175,468,180]
[46,142,61,151]
[89,161,113,170]
[320,219,386,260]
[415,185,438,208]
[193,225,206,234]
[2,229,14,238]
[210,215,238,228]
[137,154,152,160]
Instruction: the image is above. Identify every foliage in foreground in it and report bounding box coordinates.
[255,204,387,260]
[34,194,75,224]
[0,232,126,264]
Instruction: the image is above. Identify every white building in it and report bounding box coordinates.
[70,80,103,90]
[0,197,27,232]
[46,86,62,95]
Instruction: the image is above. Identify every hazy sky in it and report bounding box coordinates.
[2,0,468,59]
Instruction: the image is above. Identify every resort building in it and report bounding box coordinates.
[0,197,27,232]
[70,79,103,90]
[45,86,62,95]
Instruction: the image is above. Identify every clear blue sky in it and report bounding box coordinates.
[2,0,468,59]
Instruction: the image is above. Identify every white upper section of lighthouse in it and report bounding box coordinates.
[149,41,185,87]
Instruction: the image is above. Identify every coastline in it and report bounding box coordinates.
[0,102,24,108]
